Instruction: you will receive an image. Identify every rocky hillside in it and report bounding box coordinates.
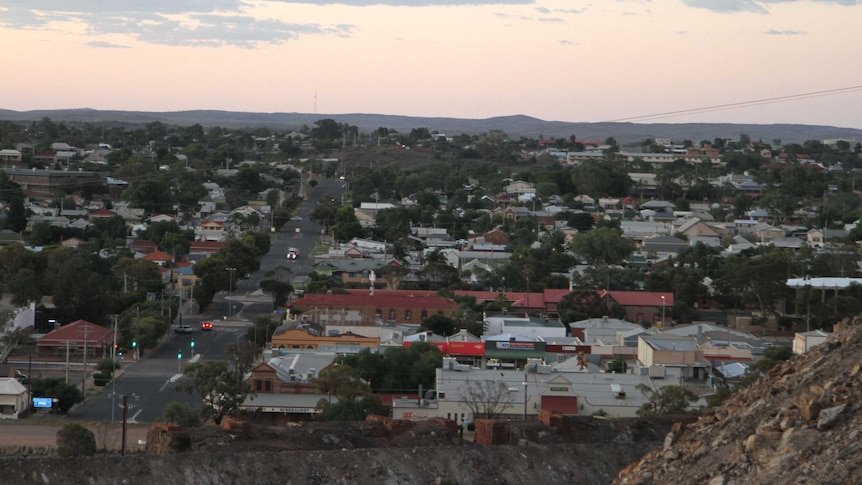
[615,321,862,485]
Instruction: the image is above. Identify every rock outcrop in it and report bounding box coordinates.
[614,321,862,485]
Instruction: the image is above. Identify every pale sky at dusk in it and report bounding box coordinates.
[1,0,861,128]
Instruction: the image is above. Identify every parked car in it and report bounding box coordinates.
[201,321,214,331]
[175,324,193,334]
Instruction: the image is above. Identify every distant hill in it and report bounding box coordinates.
[1,108,861,144]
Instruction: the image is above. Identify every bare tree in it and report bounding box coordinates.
[0,309,30,363]
[458,380,516,420]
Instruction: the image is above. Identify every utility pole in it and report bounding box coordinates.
[121,394,128,456]
[226,267,237,319]
[82,324,89,395]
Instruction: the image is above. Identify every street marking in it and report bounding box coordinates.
[128,409,142,424]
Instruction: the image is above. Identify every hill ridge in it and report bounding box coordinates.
[1,108,861,144]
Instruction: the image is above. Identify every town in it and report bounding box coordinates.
[0,116,858,451]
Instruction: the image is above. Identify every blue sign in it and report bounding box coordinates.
[33,397,53,408]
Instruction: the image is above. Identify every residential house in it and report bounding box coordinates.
[130,240,158,255]
[141,251,174,267]
[504,180,536,198]
[196,220,227,242]
[36,320,115,357]
[0,149,22,164]
[806,228,848,247]
[640,234,688,257]
[752,223,785,243]
[597,291,674,327]
[0,378,29,419]
[793,330,830,354]
[637,334,711,384]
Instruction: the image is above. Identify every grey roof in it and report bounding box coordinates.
[640,335,699,352]
[266,351,336,384]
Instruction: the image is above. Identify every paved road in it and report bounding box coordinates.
[65,176,343,424]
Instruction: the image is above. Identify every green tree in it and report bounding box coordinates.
[122,178,173,215]
[30,377,83,413]
[635,384,699,416]
[314,364,385,421]
[332,205,364,242]
[341,342,442,394]
[56,423,96,457]
[160,402,203,427]
[374,207,413,243]
[177,358,252,424]
[0,309,30,363]
[569,227,635,266]
[419,314,457,336]
[259,279,293,308]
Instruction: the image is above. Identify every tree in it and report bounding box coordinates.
[338,342,441,395]
[30,377,83,413]
[569,227,634,266]
[259,279,293,308]
[314,364,384,421]
[56,423,96,457]
[332,205,364,242]
[160,402,202,427]
[420,314,457,336]
[177,358,252,424]
[608,355,628,374]
[635,384,698,416]
[0,309,30,363]
[458,380,516,419]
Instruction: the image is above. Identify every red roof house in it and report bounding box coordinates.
[37,320,115,357]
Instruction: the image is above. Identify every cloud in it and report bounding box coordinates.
[682,0,862,14]
[763,28,806,34]
[0,1,355,47]
[559,39,577,46]
[86,41,131,49]
[267,0,530,4]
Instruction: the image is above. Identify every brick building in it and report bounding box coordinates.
[288,289,458,326]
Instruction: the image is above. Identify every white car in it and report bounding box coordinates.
[287,247,299,260]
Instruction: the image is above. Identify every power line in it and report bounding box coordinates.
[605,84,862,123]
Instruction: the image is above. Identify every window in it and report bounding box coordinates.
[421,310,428,320]
[389,309,396,320]
[405,310,411,320]
[264,381,272,392]
[255,380,262,391]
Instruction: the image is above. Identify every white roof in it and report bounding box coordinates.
[0,378,27,395]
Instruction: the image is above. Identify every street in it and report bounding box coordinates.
[63,176,343,424]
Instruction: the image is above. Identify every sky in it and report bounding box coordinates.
[1,0,861,128]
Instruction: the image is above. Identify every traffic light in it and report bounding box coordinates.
[132,339,137,348]
[190,339,195,350]
[177,351,182,360]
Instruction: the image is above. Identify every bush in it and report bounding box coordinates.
[56,423,96,457]
[93,372,110,387]
[96,358,120,376]
[160,401,202,427]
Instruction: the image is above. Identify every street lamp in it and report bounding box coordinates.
[660,295,666,329]
[522,375,528,421]
[226,267,237,319]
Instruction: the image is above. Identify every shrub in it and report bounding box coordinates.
[56,423,96,457]
[160,401,202,427]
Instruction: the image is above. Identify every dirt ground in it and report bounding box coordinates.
[0,421,150,453]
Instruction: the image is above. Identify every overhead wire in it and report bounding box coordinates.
[605,84,862,123]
